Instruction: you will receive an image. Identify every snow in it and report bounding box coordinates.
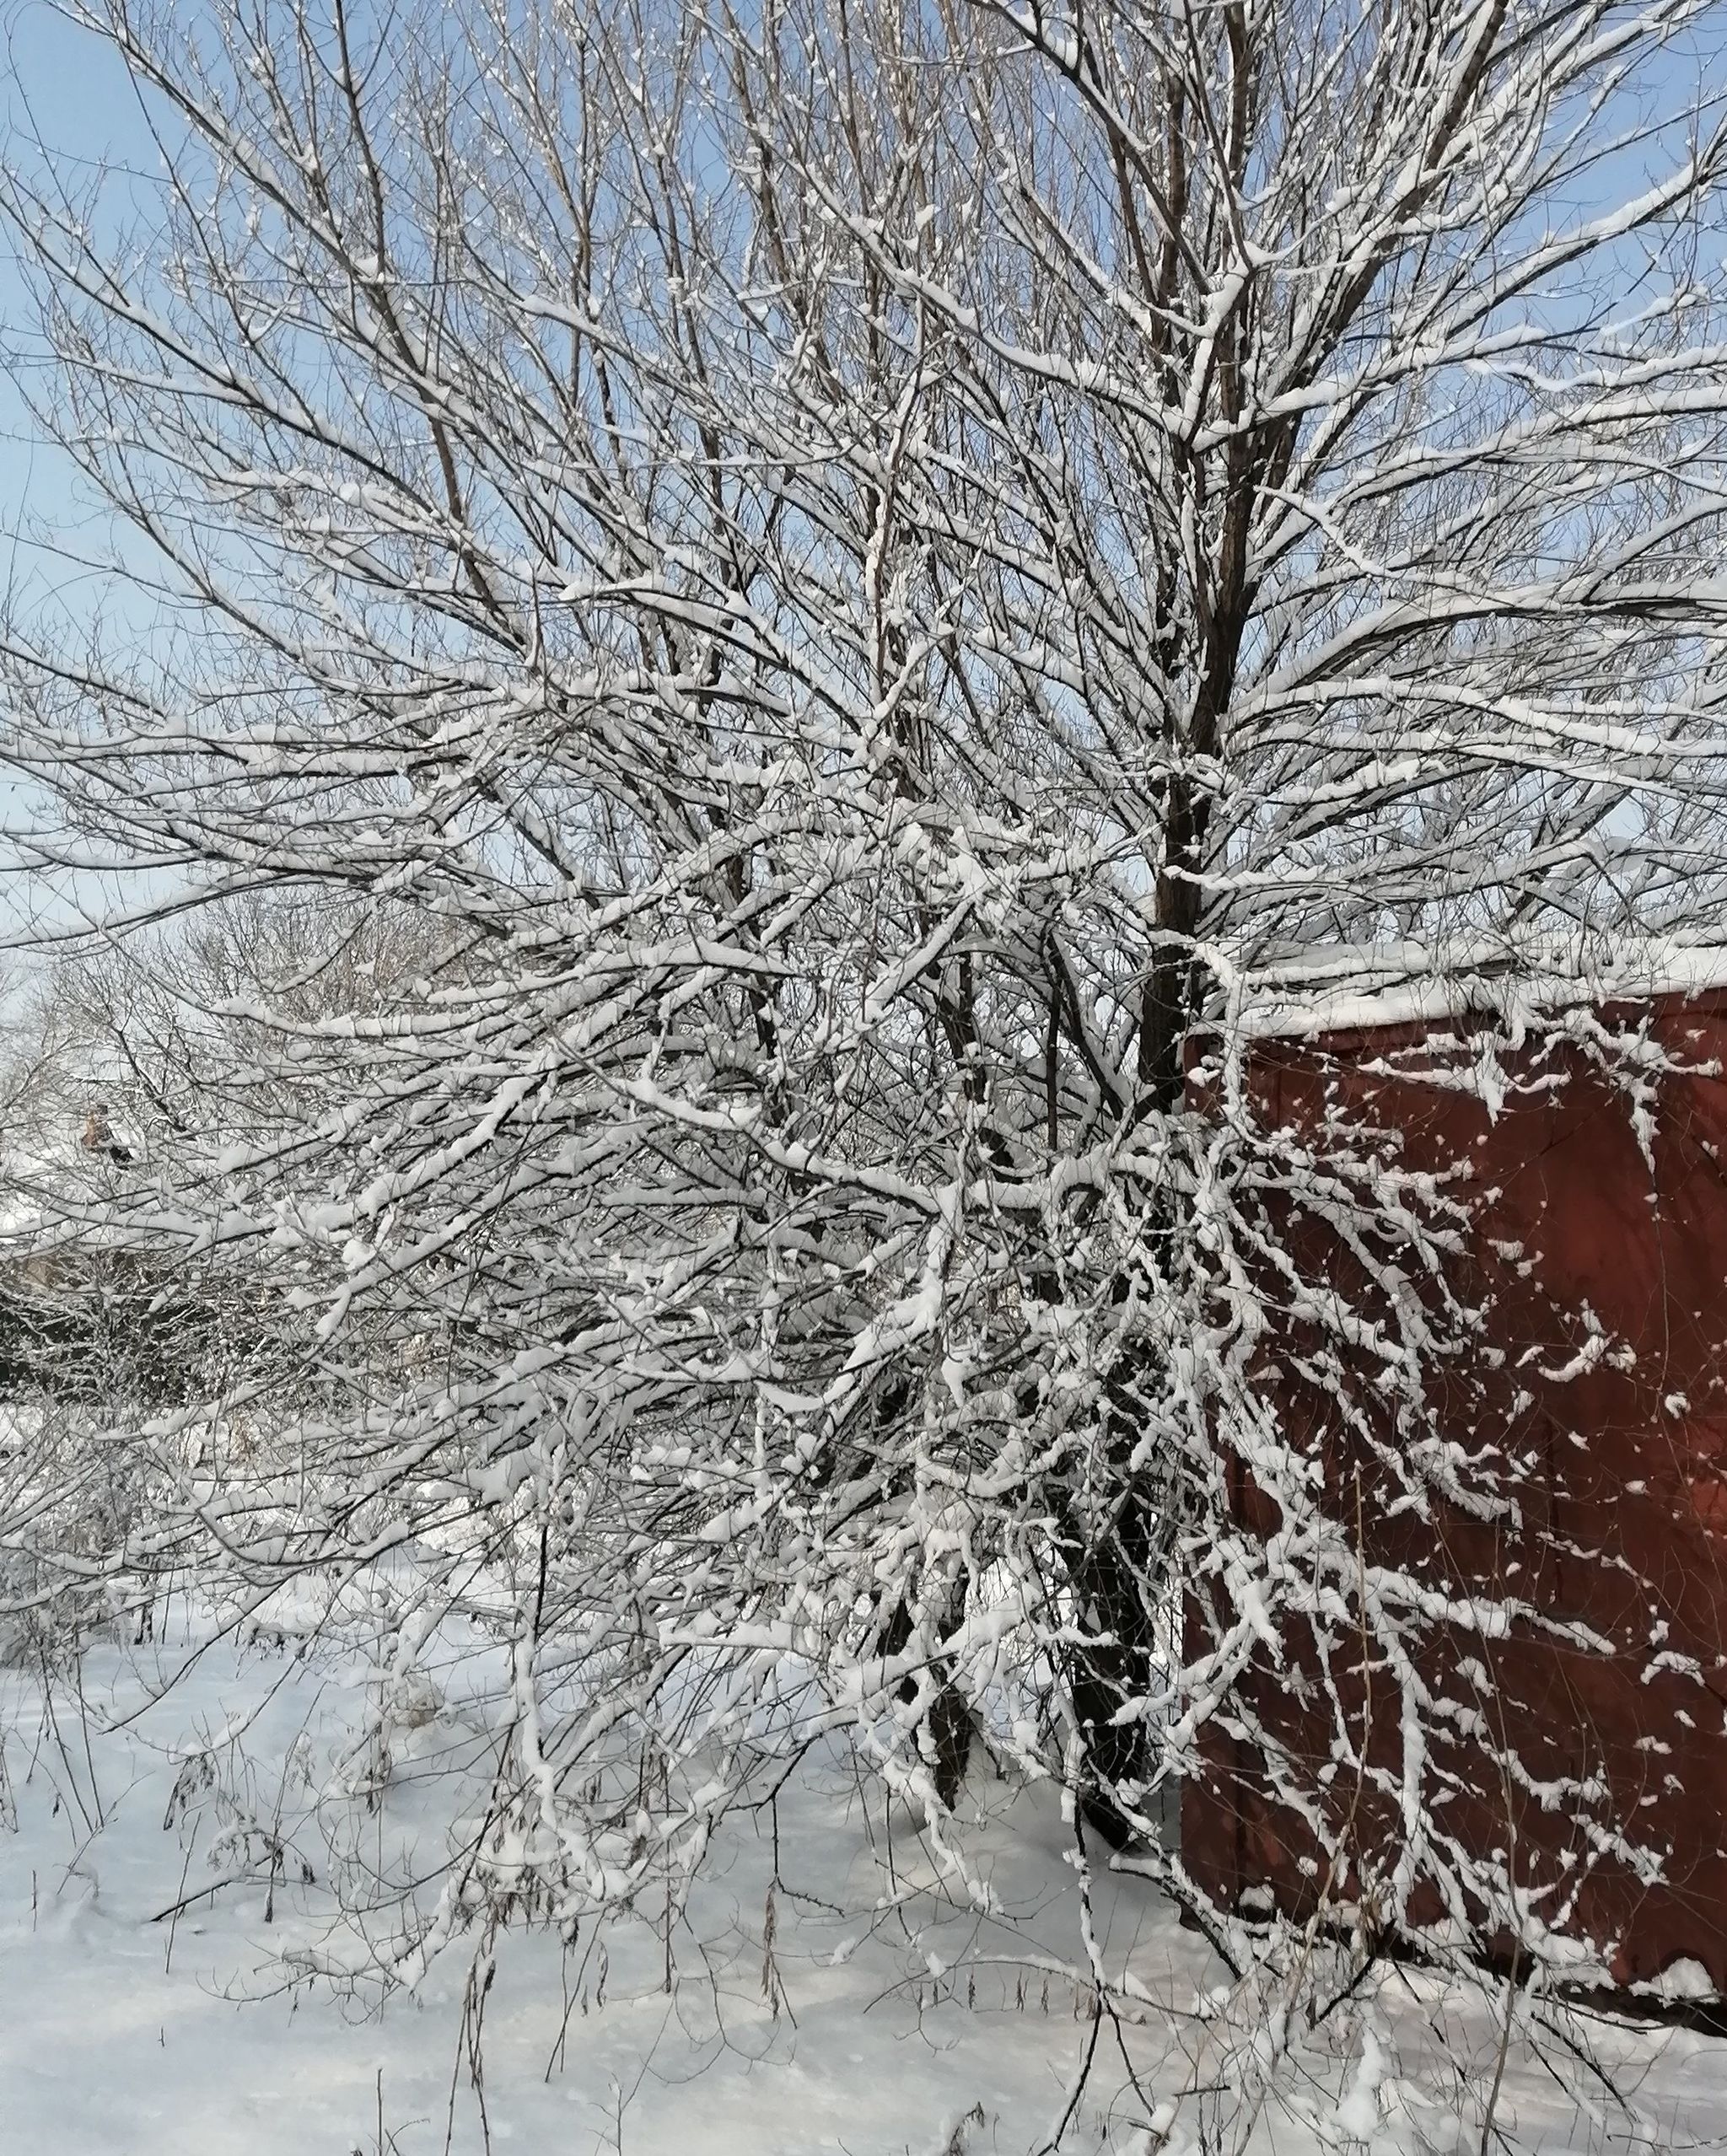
[1231,938,1727,1042]
[4,1612,1726,2156]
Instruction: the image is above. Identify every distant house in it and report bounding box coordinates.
[79,1107,133,1165]
[0,1108,215,1406]
[1183,958,1727,1996]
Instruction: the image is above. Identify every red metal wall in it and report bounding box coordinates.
[1181,990,1727,1989]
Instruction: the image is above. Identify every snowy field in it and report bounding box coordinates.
[3,1610,1726,2156]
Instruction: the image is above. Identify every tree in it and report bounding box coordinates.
[3,0,1727,2118]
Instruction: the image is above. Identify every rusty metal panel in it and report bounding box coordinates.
[1181,993,1727,1990]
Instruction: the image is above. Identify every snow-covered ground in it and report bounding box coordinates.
[3,1611,1725,2156]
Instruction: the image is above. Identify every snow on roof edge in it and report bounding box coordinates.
[1230,938,1727,1042]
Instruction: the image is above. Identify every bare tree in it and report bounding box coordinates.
[3,0,1727,2132]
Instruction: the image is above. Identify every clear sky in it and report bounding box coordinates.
[0,0,166,623]
[0,3,186,944]
[0,1,1719,960]
[3,0,1719,618]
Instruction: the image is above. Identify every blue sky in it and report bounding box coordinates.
[1,1,1722,642]
[0,2,173,940]
[0,0,163,620]
[0,1,1719,954]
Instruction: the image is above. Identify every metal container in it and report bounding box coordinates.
[1181,988,1727,1992]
